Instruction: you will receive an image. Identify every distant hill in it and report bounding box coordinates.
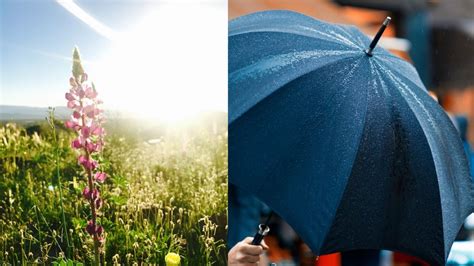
[0,105,228,125]
[0,105,70,121]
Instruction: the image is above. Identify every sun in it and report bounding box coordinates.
[89,2,227,122]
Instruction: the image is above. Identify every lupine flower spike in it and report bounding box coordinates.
[65,47,106,265]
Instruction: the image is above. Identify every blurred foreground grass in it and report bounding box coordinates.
[0,113,227,265]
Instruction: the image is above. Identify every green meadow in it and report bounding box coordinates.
[0,112,227,265]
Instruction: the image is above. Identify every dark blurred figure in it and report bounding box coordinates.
[454,115,474,241]
[228,184,267,249]
[340,250,380,266]
[455,115,474,179]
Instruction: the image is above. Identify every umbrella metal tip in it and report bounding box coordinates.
[365,16,392,56]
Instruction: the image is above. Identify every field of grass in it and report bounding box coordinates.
[0,113,228,265]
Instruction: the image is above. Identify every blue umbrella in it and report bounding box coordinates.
[229,10,474,265]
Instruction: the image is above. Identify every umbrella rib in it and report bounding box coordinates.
[375,60,436,129]
[375,55,426,89]
[230,50,357,84]
[229,55,358,125]
[229,29,360,50]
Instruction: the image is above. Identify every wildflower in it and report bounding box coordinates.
[84,85,98,99]
[86,220,103,236]
[165,252,181,266]
[69,77,77,87]
[66,47,107,264]
[82,187,99,200]
[67,100,77,109]
[65,120,80,130]
[78,155,98,170]
[94,198,103,209]
[65,92,75,101]
[71,138,82,149]
[95,172,107,183]
[72,111,81,119]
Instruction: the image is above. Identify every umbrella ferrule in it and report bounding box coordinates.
[365,16,391,57]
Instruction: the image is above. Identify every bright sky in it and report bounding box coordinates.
[0,0,227,120]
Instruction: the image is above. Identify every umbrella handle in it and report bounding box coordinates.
[251,224,270,245]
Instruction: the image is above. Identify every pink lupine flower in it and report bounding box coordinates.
[85,141,98,153]
[66,47,107,262]
[95,172,106,183]
[86,220,103,236]
[77,88,85,98]
[73,111,81,119]
[86,220,104,236]
[96,224,103,235]
[71,138,82,149]
[86,220,95,235]
[83,105,100,119]
[65,120,79,130]
[94,198,103,209]
[78,153,98,170]
[67,100,77,109]
[84,85,98,99]
[81,73,88,82]
[81,126,91,138]
[69,77,77,87]
[91,123,105,136]
[82,187,91,199]
[82,187,99,201]
[65,92,75,101]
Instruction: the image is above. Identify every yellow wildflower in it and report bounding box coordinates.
[165,252,181,266]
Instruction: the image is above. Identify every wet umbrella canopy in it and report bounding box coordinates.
[229,10,474,265]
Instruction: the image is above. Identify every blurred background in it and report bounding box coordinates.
[229,0,474,265]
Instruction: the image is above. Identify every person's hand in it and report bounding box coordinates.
[228,237,269,265]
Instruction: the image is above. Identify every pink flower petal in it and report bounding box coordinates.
[71,138,82,149]
[84,86,98,99]
[81,73,88,83]
[91,123,104,136]
[96,225,103,235]
[85,221,104,236]
[65,120,80,130]
[65,120,74,128]
[85,141,98,153]
[86,220,95,235]
[73,111,81,119]
[77,88,85,98]
[78,155,97,170]
[95,198,103,209]
[91,188,100,200]
[65,92,75,101]
[94,172,107,183]
[82,187,91,199]
[82,187,100,201]
[81,126,90,138]
[67,100,77,109]
[69,77,77,87]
